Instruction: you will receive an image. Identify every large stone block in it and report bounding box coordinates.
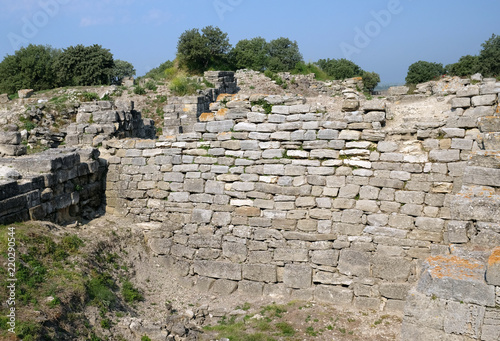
[486,247,500,286]
[314,285,353,305]
[338,249,371,277]
[372,256,412,281]
[242,264,277,283]
[222,242,247,262]
[283,264,312,289]
[416,255,496,307]
[193,260,241,280]
[463,166,500,187]
[471,94,497,106]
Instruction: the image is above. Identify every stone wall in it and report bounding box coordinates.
[0,148,106,225]
[65,100,155,147]
[0,124,26,156]
[163,72,237,135]
[101,81,500,313]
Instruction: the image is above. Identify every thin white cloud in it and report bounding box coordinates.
[141,8,172,25]
[80,16,115,27]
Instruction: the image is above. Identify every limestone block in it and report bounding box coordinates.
[283,264,312,289]
[451,97,471,108]
[314,285,353,305]
[478,116,500,132]
[486,247,500,286]
[0,132,21,145]
[242,264,277,283]
[463,166,500,187]
[372,256,412,281]
[222,242,247,262]
[338,249,371,277]
[274,248,308,262]
[429,149,460,162]
[379,283,410,300]
[416,255,496,307]
[443,300,485,339]
[191,209,213,223]
[212,279,238,295]
[446,221,469,244]
[471,94,497,106]
[456,85,479,97]
[311,250,339,266]
[193,260,241,280]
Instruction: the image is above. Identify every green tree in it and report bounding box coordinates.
[317,58,363,80]
[111,59,136,85]
[0,44,59,94]
[144,60,174,80]
[53,44,114,86]
[362,71,381,92]
[405,61,445,84]
[231,37,268,71]
[267,37,303,72]
[177,26,231,73]
[479,34,500,77]
[446,55,480,77]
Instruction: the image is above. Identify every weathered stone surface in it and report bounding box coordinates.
[338,250,370,277]
[314,285,353,305]
[193,261,241,280]
[486,247,500,286]
[372,256,412,281]
[416,255,496,307]
[243,264,277,283]
[283,264,312,289]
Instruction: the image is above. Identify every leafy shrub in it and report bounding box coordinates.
[121,280,143,303]
[87,274,117,306]
[168,76,201,96]
[145,80,157,91]
[79,92,99,102]
[133,86,146,95]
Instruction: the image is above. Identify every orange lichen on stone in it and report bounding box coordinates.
[353,77,363,81]
[182,107,189,112]
[427,255,485,281]
[216,93,232,102]
[199,112,215,122]
[488,247,500,266]
[216,108,228,118]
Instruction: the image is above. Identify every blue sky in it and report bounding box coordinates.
[1,0,499,84]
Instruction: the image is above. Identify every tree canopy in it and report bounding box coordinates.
[0,44,135,94]
[317,58,363,80]
[177,26,231,72]
[479,34,500,77]
[53,44,115,86]
[0,44,58,94]
[405,61,445,84]
[231,37,269,71]
[266,37,303,72]
[111,60,136,85]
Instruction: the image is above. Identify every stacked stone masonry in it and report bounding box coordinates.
[102,80,500,330]
[163,72,237,135]
[65,100,155,147]
[0,148,106,225]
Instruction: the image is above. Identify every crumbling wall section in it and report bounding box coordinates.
[0,148,106,225]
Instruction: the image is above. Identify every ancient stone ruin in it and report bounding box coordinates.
[1,72,500,340]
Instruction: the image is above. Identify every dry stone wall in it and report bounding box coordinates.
[0,148,106,225]
[102,81,500,315]
[65,100,155,147]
